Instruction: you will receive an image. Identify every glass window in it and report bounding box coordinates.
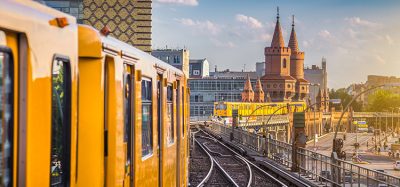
[51,57,71,186]
[142,79,153,157]
[166,85,174,144]
[123,65,133,169]
[283,58,287,68]
[0,49,14,187]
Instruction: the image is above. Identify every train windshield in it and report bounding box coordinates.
[216,103,227,110]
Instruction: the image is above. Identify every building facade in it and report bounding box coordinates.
[152,49,190,76]
[189,71,258,117]
[261,11,309,102]
[37,0,152,52]
[304,58,328,103]
[189,59,210,78]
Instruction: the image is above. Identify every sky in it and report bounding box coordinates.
[152,0,400,89]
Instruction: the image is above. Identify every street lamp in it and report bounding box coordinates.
[310,83,320,149]
[333,83,400,157]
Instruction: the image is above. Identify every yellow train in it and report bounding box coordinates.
[214,101,306,117]
[0,1,189,187]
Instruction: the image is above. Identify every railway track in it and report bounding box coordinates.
[193,129,287,187]
[190,129,238,187]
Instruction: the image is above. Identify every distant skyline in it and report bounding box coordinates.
[152,0,400,88]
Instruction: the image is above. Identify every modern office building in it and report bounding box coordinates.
[189,70,258,117]
[37,0,152,52]
[304,58,328,103]
[152,49,190,76]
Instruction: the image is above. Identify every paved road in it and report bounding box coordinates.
[306,132,400,177]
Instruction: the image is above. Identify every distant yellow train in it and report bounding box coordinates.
[214,101,306,117]
[0,1,189,187]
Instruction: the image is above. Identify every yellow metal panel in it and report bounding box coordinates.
[77,58,105,187]
[78,26,102,58]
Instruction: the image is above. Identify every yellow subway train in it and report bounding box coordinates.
[0,1,189,186]
[214,101,306,117]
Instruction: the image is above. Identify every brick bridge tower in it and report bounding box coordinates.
[261,7,296,102]
[288,15,309,101]
[254,77,265,102]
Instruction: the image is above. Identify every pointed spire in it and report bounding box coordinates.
[241,74,254,102]
[288,15,299,52]
[271,6,285,47]
[243,74,253,91]
[254,77,263,92]
[254,77,265,102]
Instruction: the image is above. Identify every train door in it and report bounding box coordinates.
[123,64,134,186]
[176,80,180,186]
[0,31,15,187]
[157,74,163,187]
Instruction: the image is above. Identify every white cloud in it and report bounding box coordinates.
[235,14,263,29]
[303,41,309,48]
[374,54,386,64]
[259,33,272,41]
[156,0,198,6]
[318,30,332,39]
[211,39,236,48]
[177,18,220,35]
[385,35,394,45]
[345,17,378,27]
[347,28,357,39]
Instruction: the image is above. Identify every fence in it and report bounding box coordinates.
[208,121,400,187]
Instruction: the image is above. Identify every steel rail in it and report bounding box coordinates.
[199,129,289,187]
[195,136,239,187]
[194,139,214,187]
[202,141,253,187]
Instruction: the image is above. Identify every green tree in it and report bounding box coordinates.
[366,89,400,112]
[329,88,363,111]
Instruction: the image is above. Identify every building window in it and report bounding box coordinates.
[51,57,71,186]
[283,58,287,68]
[287,84,291,88]
[166,85,174,144]
[141,78,153,157]
[0,48,14,186]
[193,70,200,75]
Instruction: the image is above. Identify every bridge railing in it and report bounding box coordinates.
[208,121,400,187]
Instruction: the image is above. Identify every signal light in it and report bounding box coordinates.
[49,17,69,28]
[100,26,111,36]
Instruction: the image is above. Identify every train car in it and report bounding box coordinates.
[214,101,307,117]
[0,1,189,187]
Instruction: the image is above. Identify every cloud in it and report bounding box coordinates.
[318,30,332,39]
[374,54,386,64]
[347,28,357,39]
[211,39,236,48]
[385,35,394,45]
[259,33,272,41]
[345,17,378,27]
[177,18,220,35]
[235,14,263,29]
[156,0,198,6]
[303,41,310,48]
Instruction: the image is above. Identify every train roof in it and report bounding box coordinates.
[78,25,184,77]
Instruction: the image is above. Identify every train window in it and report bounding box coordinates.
[176,82,180,139]
[166,85,174,144]
[142,78,153,157]
[50,57,71,186]
[0,47,14,187]
[123,65,133,169]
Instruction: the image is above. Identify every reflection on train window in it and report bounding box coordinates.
[142,79,153,157]
[51,57,71,186]
[123,65,132,167]
[166,85,174,144]
[0,49,14,187]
